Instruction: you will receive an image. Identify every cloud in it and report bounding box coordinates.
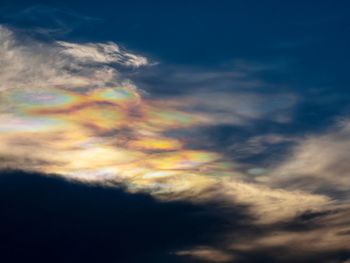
[0,25,148,91]
[227,134,297,160]
[216,179,330,224]
[176,246,234,262]
[133,59,291,95]
[0,170,236,263]
[0,25,331,220]
[162,91,297,126]
[0,24,349,262]
[132,60,297,126]
[57,41,148,66]
[228,205,350,262]
[258,119,350,199]
[0,5,99,36]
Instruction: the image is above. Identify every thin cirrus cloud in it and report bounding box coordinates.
[132,58,298,126]
[58,41,149,66]
[0,25,147,92]
[258,119,350,199]
[1,25,350,262]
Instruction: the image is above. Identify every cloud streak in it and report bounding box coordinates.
[258,119,350,199]
[0,25,148,92]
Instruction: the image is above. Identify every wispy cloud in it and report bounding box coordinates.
[161,91,297,126]
[258,119,350,199]
[0,25,148,91]
[58,41,148,67]
[0,5,99,36]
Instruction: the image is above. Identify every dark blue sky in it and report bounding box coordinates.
[1,1,348,89]
[2,1,349,96]
[2,1,349,65]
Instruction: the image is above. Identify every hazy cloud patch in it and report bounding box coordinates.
[259,119,350,199]
[0,25,148,91]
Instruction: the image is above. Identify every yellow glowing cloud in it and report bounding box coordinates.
[127,137,182,151]
[0,85,220,188]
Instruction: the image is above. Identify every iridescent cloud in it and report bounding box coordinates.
[1,25,348,261]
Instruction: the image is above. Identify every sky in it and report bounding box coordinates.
[0,1,350,262]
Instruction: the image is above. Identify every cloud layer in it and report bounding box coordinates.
[0,25,349,262]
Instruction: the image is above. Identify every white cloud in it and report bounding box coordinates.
[258,119,350,199]
[230,205,350,257]
[218,178,330,224]
[57,41,148,67]
[0,25,148,91]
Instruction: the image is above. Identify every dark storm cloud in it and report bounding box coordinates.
[1,170,349,263]
[0,170,243,263]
